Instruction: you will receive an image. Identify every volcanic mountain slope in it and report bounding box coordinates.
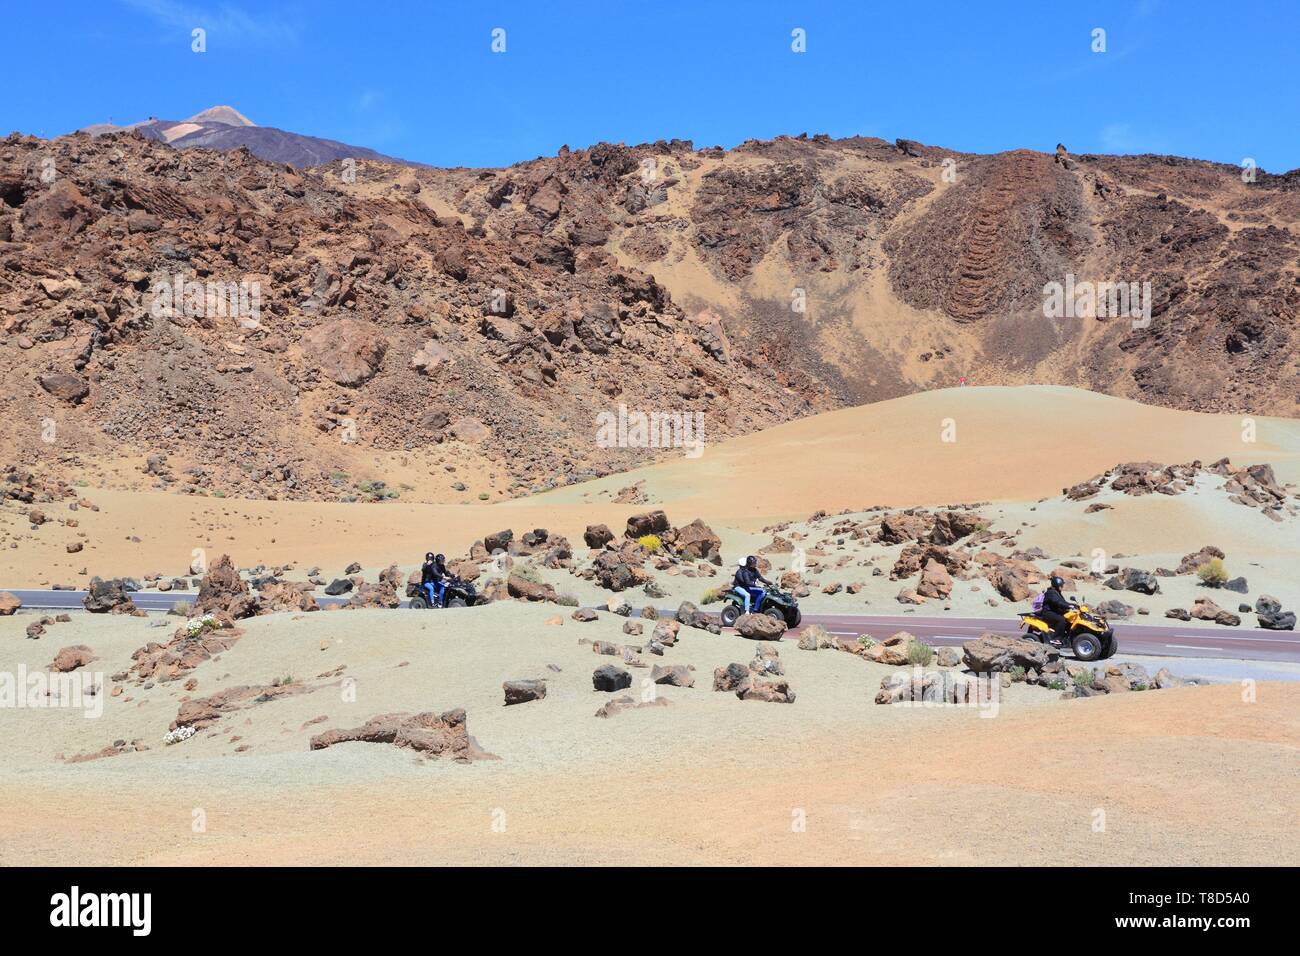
[410,133,1300,415]
[78,105,412,169]
[2,120,1299,503]
[0,130,831,501]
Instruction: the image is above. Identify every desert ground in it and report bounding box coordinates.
[2,385,1298,866]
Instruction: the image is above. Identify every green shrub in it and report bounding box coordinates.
[1196,558,1228,587]
[1009,665,1027,683]
[906,640,934,666]
[700,586,725,605]
[478,492,489,500]
[556,593,580,607]
[1046,679,1067,691]
[1073,668,1095,689]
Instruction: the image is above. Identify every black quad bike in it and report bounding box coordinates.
[1019,598,1117,661]
[408,577,480,609]
[720,587,802,629]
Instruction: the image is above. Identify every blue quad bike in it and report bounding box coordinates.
[408,576,480,609]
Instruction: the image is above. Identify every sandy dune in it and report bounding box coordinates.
[2,386,1296,589]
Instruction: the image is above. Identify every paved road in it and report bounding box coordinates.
[8,589,1299,663]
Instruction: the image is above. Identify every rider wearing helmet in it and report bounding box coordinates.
[421,552,451,607]
[732,555,774,614]
[1039,575,1072,638]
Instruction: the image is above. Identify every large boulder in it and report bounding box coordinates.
[38,372,90,404]
[506,574,557,602]
[592,665,632,692]
[650,663,694,688]
[503,679,547,705]
[584,524,615,549]
[83,577,137,614]
[301,318,387,386]
[916,559,953,599]
[50,644,96,673]
[625,510,670,538]
[483,529,513,554]
[0,592,20,616]
[196,554,256,619]
[666,518,722,563]
[737,678,796,703]
[735,613,786,640]
[962,632,1057,673]
[878,512,932,544]
[1176,545,1225,575]
[309,708,495,762]
[862,631,917,666]
[928,510,982,545]
[592,550,649,591]
[1106,567,1160,595]
[1255,595,1296,631]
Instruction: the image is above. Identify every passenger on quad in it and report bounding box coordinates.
[732,555,773,614]
[1038,576,1072,638]
[420,552,450,608]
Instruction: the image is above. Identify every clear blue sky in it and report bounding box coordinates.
[6,0,1298,171]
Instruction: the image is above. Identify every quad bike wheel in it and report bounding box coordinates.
[720,605,741,627]
[764,607,785,623]
[1072,632,1103,662]
[409,595,429,610]
[448,596,468,609]
[788,608,802,628]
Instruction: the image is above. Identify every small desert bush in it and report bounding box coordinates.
[1046,678,1067,691]
[1196,558,1228,587]
[637,534,663,553]
[700,586,725,605]
[1009,665,1027,683]
[906,640,934,666]
[556,593,580,607]
[1073,668,1095,689]
[478,492,489,500]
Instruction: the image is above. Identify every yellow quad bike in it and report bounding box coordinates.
[1019,599,1116,662]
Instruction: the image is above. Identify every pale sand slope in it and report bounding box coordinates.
[2,386,1297,589]
[0,604,1295,866]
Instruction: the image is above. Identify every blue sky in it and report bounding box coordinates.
[5,0,1298,171]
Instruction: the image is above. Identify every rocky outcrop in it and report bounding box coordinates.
[962,632,1058,673]
[83,577,137,615]
[309,708,497,761]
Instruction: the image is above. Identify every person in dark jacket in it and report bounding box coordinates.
[732,555,774,614]
[420,552,450,607]
[1039,576,1073,637]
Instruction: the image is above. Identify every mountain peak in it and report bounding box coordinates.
[185,105,256,127]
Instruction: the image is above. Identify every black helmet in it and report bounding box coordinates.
[425,552,435,562]
[745,555,758,568]
[1050,575,1065,589]
[435,554,445,564]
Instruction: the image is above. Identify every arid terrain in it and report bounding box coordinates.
[2,114,1299,867]
[2,120,1298,505]
[2,386,1298,866]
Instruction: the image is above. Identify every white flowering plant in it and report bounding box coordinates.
[164,725,196,745]
[184,614,221,637]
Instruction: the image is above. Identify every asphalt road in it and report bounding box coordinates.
[7,589,1299,663]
